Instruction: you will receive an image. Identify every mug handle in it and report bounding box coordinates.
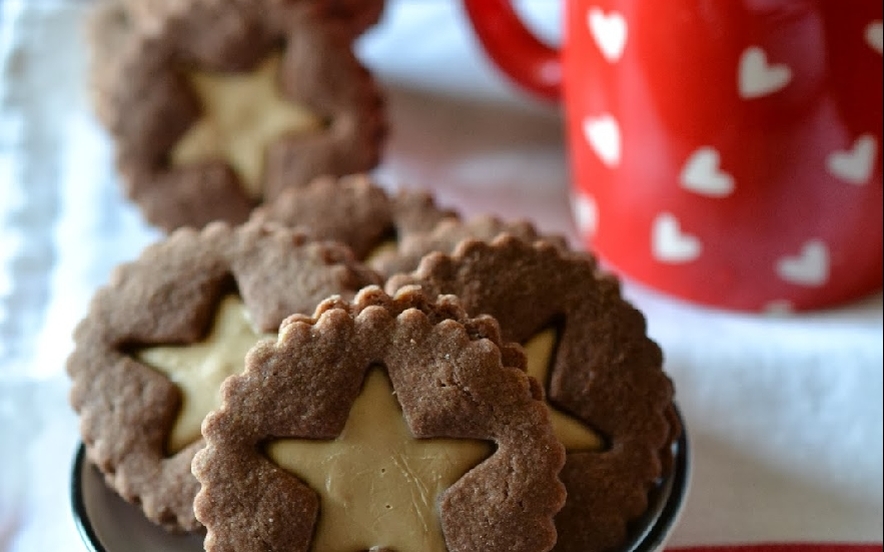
[462,0,562,101]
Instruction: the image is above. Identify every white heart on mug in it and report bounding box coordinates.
[866,20,883,54]
[776,240,829,287]
[680,147,735,197]
[826,134,877,185]
[652,212,702,263]
[738,46,792,99]
[571,191,599,237]
[587,8,627,62]
[582,114,621,167]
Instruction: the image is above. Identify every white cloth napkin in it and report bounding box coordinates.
[0,1,880,550]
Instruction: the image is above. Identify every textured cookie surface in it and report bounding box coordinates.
[250,173,459,271]
[99,0,384,36]
[374,213,570,277]
[192,286,566,552]
[387,235,680,552]
[88,0,386,231]
[251,173,570,278]
[67,222,381,531]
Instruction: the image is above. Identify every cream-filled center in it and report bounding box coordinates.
[363,238,398,264]
[523,328,604,451]
[136,295,275,453]
[170,54,324,199]
[267,369,492,552]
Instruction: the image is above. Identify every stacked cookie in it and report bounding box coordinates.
[68,176,681,552]
[86,0,386,231]
[75,1,682,550]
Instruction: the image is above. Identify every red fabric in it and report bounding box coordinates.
[670,544,882,552]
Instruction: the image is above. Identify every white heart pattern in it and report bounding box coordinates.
[776,240,829,287]
[571,191,599,237]
[588,8,627,62]
[866,20,883,55]
[582,114,621,167]
[680,147,735,197]
[738,46,792,99]
[826,134,877,185]
[652,213,702,263]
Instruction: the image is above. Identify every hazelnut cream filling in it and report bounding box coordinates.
[170,53,324,199]
[522,328,604,451]
[267,369,492,552]
[135,294,274,454]
[135,298,601,549]
[363,238,398,263]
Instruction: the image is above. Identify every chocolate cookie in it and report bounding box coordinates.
[98,0,384,36]
[386,235,680,552]
[87,0,386,231]
[192,286,567,552]
[86,0,138,129]
[250,173,569,278]
[67,222,381,531]
[374,213,571,277]
[250,173,459,271]
[322,0,386,34]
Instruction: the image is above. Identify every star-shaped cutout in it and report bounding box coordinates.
[136,295,274,453]
[523,328,604,451]
[170,54,324,199]
[266,369,492,552]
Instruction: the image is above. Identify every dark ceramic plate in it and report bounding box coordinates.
[71,411,690,552]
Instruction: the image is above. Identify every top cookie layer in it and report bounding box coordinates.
[67,222,382,531]
[192,286,567,552]
[251,173,573,278]
[88,0,387,231]
[387,234,680,552]
[250,173,460,270]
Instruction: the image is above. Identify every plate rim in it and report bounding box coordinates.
[70,409,690,552]
[636,424,691,551]
[70,445,109,552]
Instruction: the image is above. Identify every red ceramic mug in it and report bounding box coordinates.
[463,0,883,312]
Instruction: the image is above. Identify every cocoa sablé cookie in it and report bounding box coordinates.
[249,173,458,270]
[86,0,387,231]
[387,234,680,552]
[67,221,381,531]
[91,0,384,37]
[192,286,567,552]
[251,172,570,277]
[374,212,571,277]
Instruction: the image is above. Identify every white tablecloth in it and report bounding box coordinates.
[0,1,881,550]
